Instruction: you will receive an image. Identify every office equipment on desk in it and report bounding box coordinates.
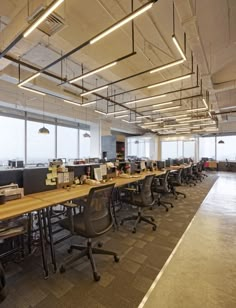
[140,161,146,171]
[100,164,107,177]
[94,167,103,181]
[157,161,165,170]
[0,184,23,201]
[165,159,171,168]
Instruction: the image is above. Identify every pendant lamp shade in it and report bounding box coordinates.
[218,140,224,144]
[38,126,50,134]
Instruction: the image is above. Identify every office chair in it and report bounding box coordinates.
[59,183,119,282]
[0,262,6,303]
[168,169,186,199]
[120,174,157,233]
[152,171,173,211]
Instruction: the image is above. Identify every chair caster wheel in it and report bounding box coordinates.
[120,221,124,226]
[166,208,169,212]
[171,205,174,208]
[68,248,73,254]
[132,228,136,233]
[152,225,157,231]
[114,255,120,263]
[60,265,66,274]
[184,195,186,198]
[151,217,155,222]
[97,242,103,248]
[93,272,101,282]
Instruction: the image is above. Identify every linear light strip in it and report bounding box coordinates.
[64,100,81,106]
[154,114,189,121]
[136,115,151,119]
[107,110,127,115]
[81,101,97,106]
[152,106,181,113]
[80,85,108,97]
[187,107,208,112]
[94,109,107,115]
[90,1,155,44]
[152,101,173,108]
[23,0,64,38]
[150,59,184,74]
[147,74,191,89]
[172,35,186,61]
[18,85,46,96]
[122,120,142,124]
[18,72,40,87]
[202,98,208,109]
[124,94,166,105]
[69,62,117,83]
[115,114,129,119]
[179,118,212,123]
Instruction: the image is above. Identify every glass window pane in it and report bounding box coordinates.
[57,126,78,160]
[161,141,177,160]
[27,121,55,164]
[177,141,183,158]
[199,137,216,160]
[0,116,25,165]
[79,129,91,158]
[216,136,236,161]
[183,141,195,160]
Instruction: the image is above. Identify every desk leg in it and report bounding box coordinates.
[37,210,49,279]
[46,207,57,273]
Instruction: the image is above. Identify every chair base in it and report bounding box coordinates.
[60,239,119,281]
[154,197,173,212]
[120,210,157,233]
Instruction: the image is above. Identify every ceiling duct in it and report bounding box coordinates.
[27,6,65,36]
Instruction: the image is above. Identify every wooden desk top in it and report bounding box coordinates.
[0,170,165,220]
[0,197,51,220]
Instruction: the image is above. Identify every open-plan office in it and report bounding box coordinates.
[0,0,236,307]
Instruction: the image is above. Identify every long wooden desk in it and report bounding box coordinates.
[0,170,164,278]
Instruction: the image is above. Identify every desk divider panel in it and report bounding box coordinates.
[0,169,23,187]
[23,168,56,195]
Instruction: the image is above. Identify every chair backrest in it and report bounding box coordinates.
[161,170,171,192]
[175,168,183,185]
[140,174,155,206]
[0,262,6,303]
[83,183,115,237]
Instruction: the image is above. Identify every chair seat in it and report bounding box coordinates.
[59,213,111,238]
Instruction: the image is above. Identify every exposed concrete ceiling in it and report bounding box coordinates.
[0,0,236,135]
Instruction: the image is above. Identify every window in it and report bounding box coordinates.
[183,141,195,160]
[27,121,55,164]
[161,141,178,160]
[57,126,78,160]
[127,138,151,158]
[0,116,25,165]
[199,137,216,160]
[216,136,236,161]
[79,129,91,158]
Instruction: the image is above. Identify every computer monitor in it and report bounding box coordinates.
[165,160,171,167]
[172,159,179,166]
[157,161,165,170]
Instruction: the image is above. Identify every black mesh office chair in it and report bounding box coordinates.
[168,169,186,199]
[0,262,6,303]
[59,183,119,281]
[120,174,157,233]
[152,171,173,211]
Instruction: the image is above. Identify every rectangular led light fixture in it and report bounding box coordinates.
[80,85,108,97]
[150,59,184,74]
[18,72,40,87]
[18,85,46,96]
[220,105,236,110]
[124,94,166,105]
[152,106,181,113]
[172,35,186,61]
[154,114,189,121]
[179,118,211,123]
[64,100,81,106]
[23,0,64,37]
[69,62,117,83]
[90,1,154,44]
[147,74,191,89]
